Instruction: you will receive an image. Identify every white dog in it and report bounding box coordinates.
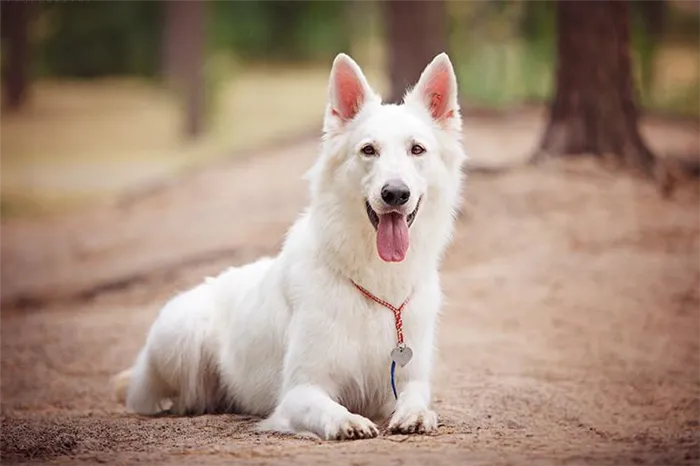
[114,52,466,441]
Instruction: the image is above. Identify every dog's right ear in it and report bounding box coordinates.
[325,54,377,129]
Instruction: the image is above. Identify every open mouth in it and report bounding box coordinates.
[365,198,421,231]
[365,197,422,263]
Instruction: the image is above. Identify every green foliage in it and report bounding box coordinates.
[450,0,698,116]
[22,0,700,117]
[35,1,164,78]
[208,1,350,63]
[30,1,351,80]
[630,1,662,101]
[451,1,556,107]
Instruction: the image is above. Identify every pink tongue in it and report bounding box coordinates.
[376,212,410,262]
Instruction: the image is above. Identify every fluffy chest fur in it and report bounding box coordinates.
[281,261,440,419]
[208,237,439,420]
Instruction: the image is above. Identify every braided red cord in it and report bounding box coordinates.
[351,281,410,345]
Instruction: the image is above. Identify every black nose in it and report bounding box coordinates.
[381,181,411,206]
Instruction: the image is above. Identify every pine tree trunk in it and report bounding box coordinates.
[162,1,181,83]
[537,0,655,174]
[384,0,448,104]
[163,0,205,139]
[2,1,30,111]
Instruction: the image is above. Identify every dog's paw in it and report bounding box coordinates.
[324,413,378,441]
[388,407,438,435]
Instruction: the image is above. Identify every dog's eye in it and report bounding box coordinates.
[361,144,377,156]
[411,144,426,156]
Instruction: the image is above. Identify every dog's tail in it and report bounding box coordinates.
[112,368,132,405]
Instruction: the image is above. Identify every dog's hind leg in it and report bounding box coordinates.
[125,349,173,415]
[123,284,222,416]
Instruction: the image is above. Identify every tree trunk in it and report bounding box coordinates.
[163,0,205,139]
[2,1,30,111]
[162,1,181,83]
[384,0,448,104]
[537,0,654,174]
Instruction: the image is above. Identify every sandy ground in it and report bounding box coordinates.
[2,111,699,465]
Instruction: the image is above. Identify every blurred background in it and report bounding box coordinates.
[1,0,698,217]
[2,3,700,463]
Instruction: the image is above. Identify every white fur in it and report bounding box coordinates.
[116,53,466,440]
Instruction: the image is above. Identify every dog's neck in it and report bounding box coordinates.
[307,198,443,304]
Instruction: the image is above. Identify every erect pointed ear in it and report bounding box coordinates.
[326,53,378,126]
[405,53,460,124]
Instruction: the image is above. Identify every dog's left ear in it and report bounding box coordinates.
[405,53,460,127]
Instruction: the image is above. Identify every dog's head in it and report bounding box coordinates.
[309,53,466,264]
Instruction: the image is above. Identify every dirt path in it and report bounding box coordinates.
[2,112,699,465]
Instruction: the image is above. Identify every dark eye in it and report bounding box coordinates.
[411,144,426,156]
[361,144,377,156]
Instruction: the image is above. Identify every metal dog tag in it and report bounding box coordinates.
[390,345,413,367]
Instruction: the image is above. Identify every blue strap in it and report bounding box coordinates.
[390,360,398,399]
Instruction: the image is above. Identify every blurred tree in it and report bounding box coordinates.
[536,0,655,174]
[35,2,163,79]
[384,1,448,103]
[162,2,180,83]
[164,0,205,138]
[1,1,31,110]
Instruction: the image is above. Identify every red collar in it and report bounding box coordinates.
[351,281,411,345]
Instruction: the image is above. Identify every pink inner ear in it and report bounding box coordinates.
[334,62,365,121]
[423,66,452,120]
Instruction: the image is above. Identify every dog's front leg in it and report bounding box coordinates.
[388,379,438,434]
[262,302,379,441]
[388,317,438,435]
[267,384,378,440]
